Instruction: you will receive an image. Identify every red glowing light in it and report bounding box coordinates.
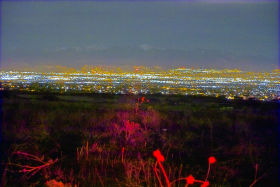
[153,150,170,187]
[153,149,165,162]
[45,179,65,187]
[208,156,216,164]
[11,151,58,177]
[153,151,216,187]
[186,175,195,184]
[201,181,210,187]
[121,147,125,163]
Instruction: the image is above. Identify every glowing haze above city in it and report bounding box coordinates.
[1,0,278,72]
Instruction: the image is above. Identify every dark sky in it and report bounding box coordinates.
[1,0,278,71]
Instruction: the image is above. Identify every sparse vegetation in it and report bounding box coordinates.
[1,91,279,186]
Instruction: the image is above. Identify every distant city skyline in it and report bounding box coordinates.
[1,0,278,71]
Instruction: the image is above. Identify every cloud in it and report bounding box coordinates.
[139,44,167,51]
[85,44,108,51]
[55,45,107,52]
[139,44,152,51]
[55,47,76,52]
[189,0,276,3]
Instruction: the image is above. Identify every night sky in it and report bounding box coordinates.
[1,0,278,71]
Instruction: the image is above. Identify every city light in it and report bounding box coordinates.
[1,68,279,101]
